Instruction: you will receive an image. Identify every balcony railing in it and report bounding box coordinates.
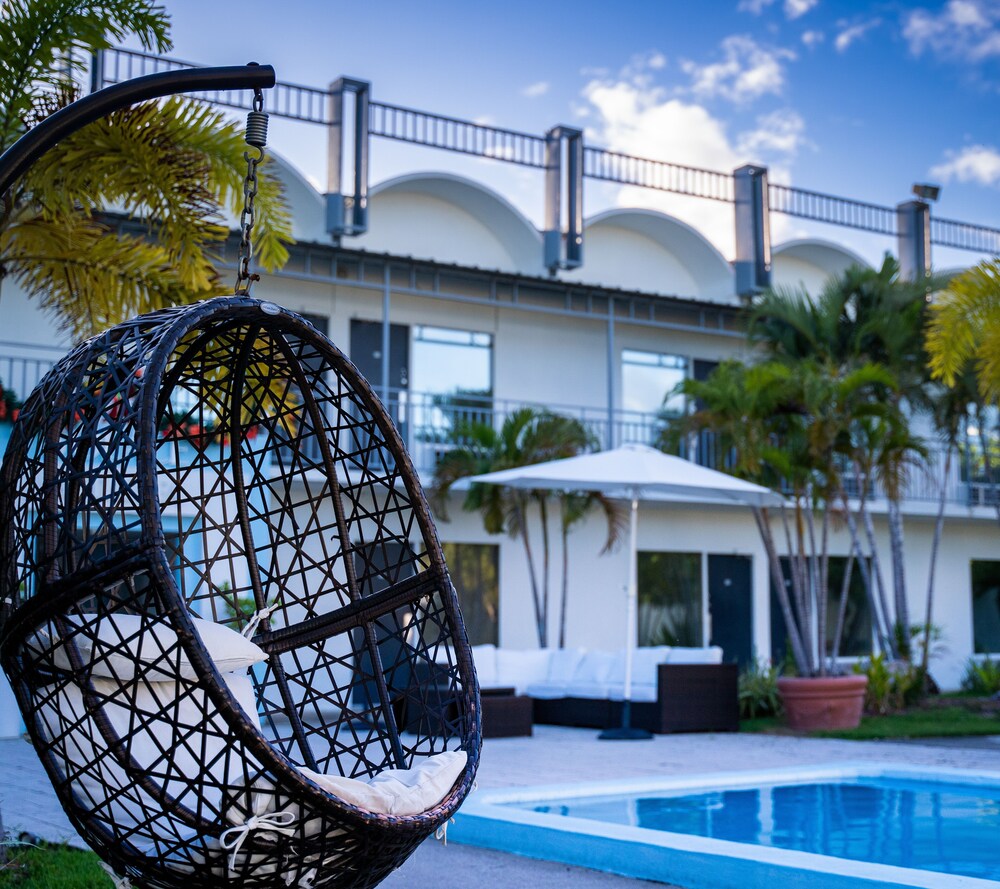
[0,348,992,511]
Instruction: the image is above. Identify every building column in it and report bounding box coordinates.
[326,77,370,239]
[896,199,931,280]
[544,126,584,273]
[734,164,771,298]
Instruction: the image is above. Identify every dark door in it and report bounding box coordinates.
[350,319,409,393]
[708,554,752,668]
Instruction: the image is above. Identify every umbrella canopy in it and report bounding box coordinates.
[457,443,782,738]
[460,443,783,507]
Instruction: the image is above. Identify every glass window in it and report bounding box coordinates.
[622,350,687,417]
[637,551,702,647]
[769,556,872,663]
[411,326,493,444]
[972,560,1000,654]
[825,557,872,657]
[442,543,499,646]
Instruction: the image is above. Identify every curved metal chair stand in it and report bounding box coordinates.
[0,296,480,888]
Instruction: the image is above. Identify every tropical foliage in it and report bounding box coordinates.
[430,407,625,648]
[0,0,293,341]
[664,255,953,679]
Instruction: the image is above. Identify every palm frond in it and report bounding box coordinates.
[2,209,221,339]
[0,0,170,151]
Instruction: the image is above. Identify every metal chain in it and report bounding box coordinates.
[235,88,269,296]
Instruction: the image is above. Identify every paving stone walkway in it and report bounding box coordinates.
[4,727,1000,887]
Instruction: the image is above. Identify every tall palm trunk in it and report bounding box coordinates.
[838,484,894,658]
[558,500,570,648]
[538,495,552,648]
[514,498,546,647]
[887,498,909,648]
[829,550,855,668]
[858,496,899,659]
[921,445,953,680]
[754,506,809,675]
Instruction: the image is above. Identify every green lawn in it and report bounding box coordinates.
[742,703,1000,740]
[0,844,110,888]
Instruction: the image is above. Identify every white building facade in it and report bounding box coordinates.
[2,59,1000,740]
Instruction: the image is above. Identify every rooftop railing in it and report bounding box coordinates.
[95,47,1000,253]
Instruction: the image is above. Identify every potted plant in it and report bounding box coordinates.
[666,357,883,730]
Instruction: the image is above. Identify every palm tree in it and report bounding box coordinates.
[430,407,622,648]
[751,256,937,653]
[0,0,292,342]
[926,258,1000,402]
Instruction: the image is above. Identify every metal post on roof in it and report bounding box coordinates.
[326,77,370,239]
[734,164,771,298]
[544,125,584,273]
[897,199,932,280]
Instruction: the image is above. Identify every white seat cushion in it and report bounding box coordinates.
[546,648,586,683]
[470,644,498,687]
[608,682,659,703]
[609,646,671,685]
[668,646,724,665]
[27,612,267,681]
[300,750,467,817]
[495,648,551,695]
[524,682,571,700]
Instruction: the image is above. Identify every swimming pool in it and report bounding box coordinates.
[450,764,1000,888]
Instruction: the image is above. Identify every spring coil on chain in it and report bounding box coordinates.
[235,79,269,296]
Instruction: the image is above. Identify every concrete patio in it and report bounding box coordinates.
[3,727,1000,887]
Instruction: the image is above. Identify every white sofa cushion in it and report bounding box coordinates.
[546,647,586,683]
[495,648,551,695]
[572,650,616,685]
[27,613,267,682]
[668,646,724,665]
[563,681,613,700]
[470,644,498,686]
[607,682,659,703]
[523,682,571,700]
[608,646,671,686]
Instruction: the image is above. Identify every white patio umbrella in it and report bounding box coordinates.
[458,443,783,739]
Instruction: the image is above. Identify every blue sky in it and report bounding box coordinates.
[152,0,1000,267]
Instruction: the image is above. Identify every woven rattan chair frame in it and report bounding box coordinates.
[0,296,481,888]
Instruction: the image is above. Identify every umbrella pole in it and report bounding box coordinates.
[599,494,652,740]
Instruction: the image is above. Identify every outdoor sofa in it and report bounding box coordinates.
[471,644,739,734]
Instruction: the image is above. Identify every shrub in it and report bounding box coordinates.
[738,657,782,719]
[854,653,925,715]
[961,657,1000,696]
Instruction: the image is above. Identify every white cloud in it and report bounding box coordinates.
[784,0,818,20]
[681,35,795,103]
[834,18,881,52]
[904,1,1000,61]
[647,52,667,69]
[521,81,550,99]
[930,144,1000,185]
[580,76,804,257]
[802,29,825,47]
[739,0,818,19]
[738,0,776,13]
[737,109,809,159]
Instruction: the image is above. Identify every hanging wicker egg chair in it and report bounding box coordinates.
[0,295,480,888]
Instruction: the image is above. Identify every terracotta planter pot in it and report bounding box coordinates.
[777,675,868,731]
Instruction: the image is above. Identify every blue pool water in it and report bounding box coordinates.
[514,777,1000,882]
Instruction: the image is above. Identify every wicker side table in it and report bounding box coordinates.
[481,687,533,738]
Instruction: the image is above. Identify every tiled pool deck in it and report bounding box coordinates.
[3,727,1000,887]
